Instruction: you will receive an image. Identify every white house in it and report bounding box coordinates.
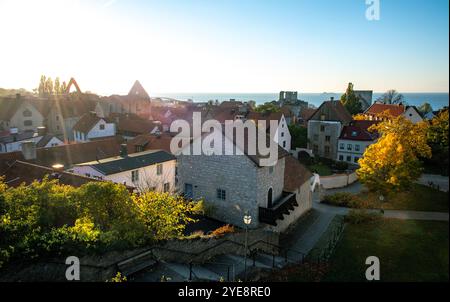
[71,146,176,192]
[363,102,424,124]
[73,112,116,142]
[0,127,64,153]
[336,120,379,166]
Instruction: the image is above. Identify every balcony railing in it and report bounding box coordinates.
[259,192,298,226]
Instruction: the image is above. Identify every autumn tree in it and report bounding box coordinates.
[357,116,431,197]
[424,109,449,175]
[340,82,362,115]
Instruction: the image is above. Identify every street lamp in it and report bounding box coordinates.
[243,212,252,282]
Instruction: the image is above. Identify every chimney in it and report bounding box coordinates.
[37,126,47,136]
[21,141,37,161]
[120,143,128,157]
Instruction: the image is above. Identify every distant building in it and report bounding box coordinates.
[0,127,63,153]
[0,95,50,132]
[363,102,423,123]
[307,98,353,159]
[278,91,309,119]
[72,147,176,192]
[73,112,116,142]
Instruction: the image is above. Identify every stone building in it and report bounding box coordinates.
[177,128,313,232]
[307,99,352,160]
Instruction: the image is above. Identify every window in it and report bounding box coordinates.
[355,144,360,152]
[23,109,32,117]
[346,156,351,162]
[320,114,325,121]
[131,170,139,182]
[56,125,60,131]
[325,136,331,142]
[354,157,359,163]
[99,124,105,130]
[24,120,32,126]
[282,141,286,148]
[339,155,344,161]
[320,125,325,132]
[217,188,226,200]
[324,146,330,156]
[163,183,170,192]
[313,144,319,154]
[347,144,352,150]
[156,164,163,175]
[339,143,344,150]
[56,115,59,121]
[281,132,284,137]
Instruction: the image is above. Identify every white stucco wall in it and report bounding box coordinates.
[336,139,373,165]
[9,101,45,132]
[403,107,423,124]
[73,119,116,142]
[273,115,291,151]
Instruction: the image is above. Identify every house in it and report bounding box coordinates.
[0,95,50,132]
[363,102,424,123]
[0,127,64,153]
[0,136,124,170]
[71,146,176,192]
[127,132,173,154]
[73,112,116,142]
[111,113,161,139]
[46,97,97,141]
[307,99,353,159]
[337,120,379,166]
[177,127,313,232]
[0,160,100,188]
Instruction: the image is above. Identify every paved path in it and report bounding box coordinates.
[313,201,449,221]
[417,174,449,192]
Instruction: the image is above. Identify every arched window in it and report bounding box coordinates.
[267,188,273,208]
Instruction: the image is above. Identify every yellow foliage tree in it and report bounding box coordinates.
[357,116,431,197]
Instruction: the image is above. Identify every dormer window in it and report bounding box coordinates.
[99,124,105,130]
[351,131,358,137]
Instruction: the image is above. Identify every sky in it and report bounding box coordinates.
[0,0,448,95]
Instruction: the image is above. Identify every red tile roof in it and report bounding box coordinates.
[364,102,405,117]
[127,133,174,154]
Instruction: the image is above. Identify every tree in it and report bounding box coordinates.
[38,75,46,96]
[255,102,280,113]
[54,77,61,95]
[425,109,449,175]
[340,83,362,115]
[418,102,433,115]
[357,116,431,197]
[376,89,404,104]
[133,191,203,240]
[289,124,308,149]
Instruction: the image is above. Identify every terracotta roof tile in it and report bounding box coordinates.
[364,103,405,117]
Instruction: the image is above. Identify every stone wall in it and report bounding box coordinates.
[320,172,358,189]
[307,120,342,159]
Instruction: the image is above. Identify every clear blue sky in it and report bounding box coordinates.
[0,0,448,94]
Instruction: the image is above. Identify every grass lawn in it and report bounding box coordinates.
[356,184,449,212]
[307,163,333,176]
[324,219,449,282]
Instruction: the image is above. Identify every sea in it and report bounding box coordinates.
[153,92,449,110]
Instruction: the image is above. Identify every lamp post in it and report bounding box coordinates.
[243,212,252,282]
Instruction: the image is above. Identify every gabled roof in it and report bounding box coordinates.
[127,133,173,154]
[300,108,317,121]
[0,137,124,168]
[364,102,405,117]
[128,80,150,99]
[35,135,61,148]
[0,160,98,188]
[112,113,161,135]
[75,150,176,175]
[308,100,352,123]
[0,97,52,120]
[283,155,313,192]
[73,112,104,133]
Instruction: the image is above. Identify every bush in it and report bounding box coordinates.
[345,209,382,224]
[322,193,356,207]
[334,161,349,171]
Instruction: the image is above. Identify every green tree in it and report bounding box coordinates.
[418,102,433,115]
[255,102,280,113]
[289,124,308,149]
[340,83,362,115]
[357,116,431,198]
[424,109,449,175]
